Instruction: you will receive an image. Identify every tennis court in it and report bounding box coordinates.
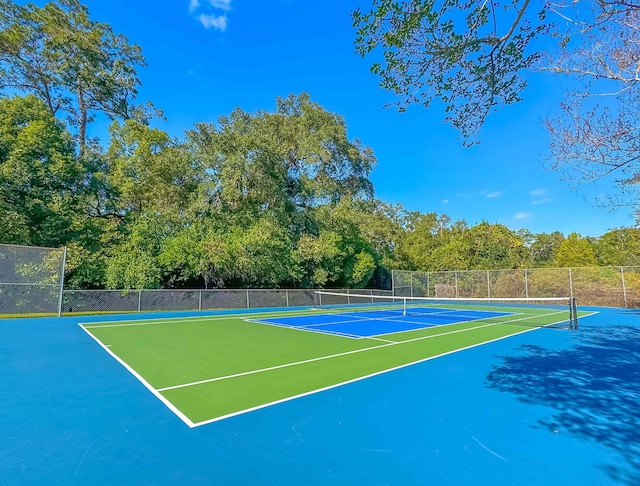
[4,296,640,485]
[79,292,586,427]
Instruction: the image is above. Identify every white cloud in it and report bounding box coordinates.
[532,198,553,205]
[530,188,546,197]
[198,13,227,30]
[513,212,532,220]
[443,199,449,204]
[207,0,232,10]
[484,191,503,199]
[189,0,200,12]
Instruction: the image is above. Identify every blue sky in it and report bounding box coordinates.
[72,0,636,236]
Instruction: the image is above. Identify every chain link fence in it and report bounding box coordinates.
[392,267,640,307]
[60,288,393,315]
[0,244,66,316]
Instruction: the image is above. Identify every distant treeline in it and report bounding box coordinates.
[1,1,638,290]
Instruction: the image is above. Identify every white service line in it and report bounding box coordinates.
[245,318,361,339]
[156,312,560,393]
[82,308,592,429]
[189,314,575,428]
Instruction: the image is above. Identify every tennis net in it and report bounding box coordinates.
[313,291,579,330]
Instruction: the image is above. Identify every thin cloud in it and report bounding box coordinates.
[207,0,232,10]
[530,188,546,197]
[198,13,227,30]
[191,0,232,31]
[484,191,503,199]
[513,212,532,220]
[456,193,472,199]
[443,199,449,204]
[532,198,553,205]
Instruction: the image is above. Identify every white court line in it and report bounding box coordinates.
[245,318,362,339]
[77,323,196,428]
[82,308,377,329]
[190,313,577,427]
[157,311,565,393]
[82,311,310,329]
[365,336,397,343]
[84,309,591,428]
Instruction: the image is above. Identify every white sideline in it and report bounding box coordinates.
[82,309,597,428]
[77,323,196,428]
[189,314,577,428]
[156,311,566,393]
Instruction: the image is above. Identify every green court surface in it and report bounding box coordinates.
[81,304,590,427]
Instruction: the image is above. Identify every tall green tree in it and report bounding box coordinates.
[0,95,84,246]
[555,232,597,267]
[594,228,640,267]
[0,0,150,155]
[188,93,376,223]
[106,120,200,217]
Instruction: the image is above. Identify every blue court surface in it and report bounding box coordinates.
[256,308,514,338]
[1,306,639,485]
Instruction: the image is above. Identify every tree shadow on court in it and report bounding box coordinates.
[486,326,640,485]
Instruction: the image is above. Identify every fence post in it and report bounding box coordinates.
[426,272,430,297]
[621,267,628,307]
[410,274,414,298]
[487,271,491,299]
[524,269,529,300]
[246,290,250,308]
[454,271,458,298]
[286,289,290,307]
[198,290,202,311]
[57,246,67,317]
[137,290,142,312]
[569,268,574,298]
[391,269,395,295]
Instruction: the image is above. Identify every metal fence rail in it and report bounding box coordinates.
[392,267,640,307]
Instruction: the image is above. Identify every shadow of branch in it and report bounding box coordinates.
[486,327,640,485]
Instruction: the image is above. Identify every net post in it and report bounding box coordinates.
[57,246,67,317]
[403,297,407,316]
[569,297,579,330]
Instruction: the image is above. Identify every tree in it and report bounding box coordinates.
[106,120,200,217]
[555,232,597,267]
[293,231,346,288]
[594,227,640,266]
[0,0,150,156]
[103,215,163,289]
[187,93,376,222]
[232,217,294,287]
[0,95,84,246]
[518,230,565,267]
[353,0,548,143]
[353,1,640,213]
